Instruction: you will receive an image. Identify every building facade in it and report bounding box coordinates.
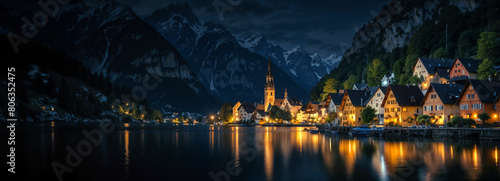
[365,87,387,124]
[421,84,462,125]
[382,85,424,127]
[457,79,500,124]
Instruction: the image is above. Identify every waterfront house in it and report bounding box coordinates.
[237,102,256,122]
[340,90,372,126]
[456,79,500,125]
[325,93,344,113]
[324,93,344,124]
[382,85,424,127]
[296,104,307,122]
[297,102,321,122]
[412,57,454,90]
[449,58,481,84]
[365,86,388,125]
[281,97,302,117]
[421,83,463,126]
[252,104,267,124]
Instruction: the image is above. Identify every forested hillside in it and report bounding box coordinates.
[311,0,500,101]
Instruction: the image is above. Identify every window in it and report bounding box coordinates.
[467,94,470,99]
[458,63,460,66]
[471,94,475,99]
[455,70,457,73]
[416,108,419,113]
[391,108,394,112]
[397,107,400,112]
[403,108,407,112]
[376,103,378,107]
[435,105,443,111]
[460,104,469,110]
[458,70,461,73]
[472,104,481,109]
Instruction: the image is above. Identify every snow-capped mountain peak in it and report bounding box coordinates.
[322,53,342,72]
[239,32,265,50]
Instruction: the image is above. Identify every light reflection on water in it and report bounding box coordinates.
[14,123,500,180]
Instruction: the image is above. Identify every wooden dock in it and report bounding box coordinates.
[318,125,500,140]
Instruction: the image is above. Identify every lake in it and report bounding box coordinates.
[4,122,500,181]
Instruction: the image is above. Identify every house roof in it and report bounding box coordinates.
[456,58,481,73]
[367,86,388,103]
[287,97,302,106]
[353,83,368,90]
[384,85,424,107]
[305,101,321,113]
[255,110,267,117]
[345,90,373,107]
[328,93,344,105]
[366,86,380,95]
[255,104,265,111]
[435,67,450,80]
[273,99,285,107]
[413,57,454,74]
[459,79,500,103]
[300,104,307,111]
[239,102,256,113]
[423,84,463,105]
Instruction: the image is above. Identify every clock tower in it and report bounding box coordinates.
[264,59,275,111]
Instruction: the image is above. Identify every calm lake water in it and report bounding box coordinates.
[4,122,500,181]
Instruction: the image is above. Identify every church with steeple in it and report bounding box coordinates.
[264,59,290,112]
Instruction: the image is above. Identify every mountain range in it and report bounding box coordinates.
[0,0,218,112]
[144,2,340,102]
[0,0,342,112]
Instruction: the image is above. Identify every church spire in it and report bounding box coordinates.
[284,86,288,99]
[267,58,272,72]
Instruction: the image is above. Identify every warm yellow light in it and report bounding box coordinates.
[339,113,342,116]
[494,114,497,118]
[474,114,477,118]
[51,108,55,111]
[211,116,214,119]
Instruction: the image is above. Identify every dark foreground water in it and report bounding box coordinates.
[3,122,500,181]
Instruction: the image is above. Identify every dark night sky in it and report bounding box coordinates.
[89,0,389,58]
